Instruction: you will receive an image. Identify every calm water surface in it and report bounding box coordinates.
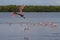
[0,12,60,40]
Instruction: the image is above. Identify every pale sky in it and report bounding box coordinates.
[0,0,60,5]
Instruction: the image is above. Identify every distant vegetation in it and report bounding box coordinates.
[0,5,60,12]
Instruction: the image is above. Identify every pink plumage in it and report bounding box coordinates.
[19,4,25,14]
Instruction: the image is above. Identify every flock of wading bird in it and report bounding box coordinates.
[0,21,58,28]
[5,21,58,31]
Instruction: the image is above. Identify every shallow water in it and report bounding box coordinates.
[0,12,60,40]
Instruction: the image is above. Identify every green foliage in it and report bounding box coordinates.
[0,5,60,12]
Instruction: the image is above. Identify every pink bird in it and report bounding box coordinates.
[52,23,57,27]
[13,5,25,19]
[49,22,53,26]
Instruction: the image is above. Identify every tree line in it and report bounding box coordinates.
[0,5,60,12]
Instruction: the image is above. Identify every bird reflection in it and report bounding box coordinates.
[9,23,12,27]
[24,36,29,40]
[24,27,29,32]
